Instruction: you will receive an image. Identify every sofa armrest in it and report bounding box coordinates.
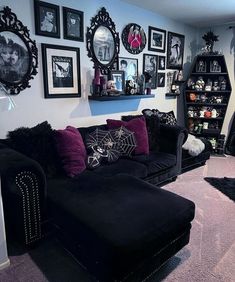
[0,145,46,245]
[159,124,188,174]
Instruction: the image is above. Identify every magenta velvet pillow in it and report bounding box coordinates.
[54,126,87,177]
[106,117,149,155]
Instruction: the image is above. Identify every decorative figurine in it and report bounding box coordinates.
[202,30,219,54]
[212,80,220,91]
[205,79,212,91]
[195,76,205,91]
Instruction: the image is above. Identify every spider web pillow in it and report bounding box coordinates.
[85,127,136,169]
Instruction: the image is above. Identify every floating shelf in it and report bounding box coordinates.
[191,72,228,75]
[88,94,155,101]
[187,117,223,120]
[185,90,231,93]
[165,93,180,97]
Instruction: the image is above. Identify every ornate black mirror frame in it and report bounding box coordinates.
[86,7,120,74]
[0,6,38,95]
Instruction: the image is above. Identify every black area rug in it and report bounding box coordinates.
[204,177,235,202]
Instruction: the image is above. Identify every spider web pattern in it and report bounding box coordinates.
[86,128,120,163]
[110,126,137,156]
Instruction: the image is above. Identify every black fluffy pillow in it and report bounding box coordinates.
[7,121,60,176]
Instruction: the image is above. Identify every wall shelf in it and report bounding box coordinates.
[88,94,155,101]
[165,93,180,97]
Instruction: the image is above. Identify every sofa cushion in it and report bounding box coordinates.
[90,158,148,178]
[54,126,87,177]
[132,151,176,175]
[122,114,161,152]
[106,117,149,155]
[47,174,195,281]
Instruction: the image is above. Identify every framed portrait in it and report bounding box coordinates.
[34,0,60,38]
[121,23,146,54]
[143,54,158,89]
[110,70,125,92]
[210,60,221,73]
[157,73,165,87]
[0,6,38,95]
[167,32,185,69]
[118,57,138,81]
[86,7,119,75]
[158,56,166,70]
[63,7,84,42]
[148,26,166,53]
[196,60,206,72]
[41,44,81,98]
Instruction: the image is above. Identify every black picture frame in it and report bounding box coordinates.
[166,31,185,69]
[122,23,146,54]
[143,53,158,89]
[157,73,165,87]
[148,26,166,53]
[34,0,60,38]
[118,57,138,81]
[110,70,125,92]
[158,56,166,70]
[0,6,38,95]
[63,7,84,42]
[41,44,81,98]
[86,7,120,75]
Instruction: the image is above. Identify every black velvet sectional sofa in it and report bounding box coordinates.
[0,119,196,281]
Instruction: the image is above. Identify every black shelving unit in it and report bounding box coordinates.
[183,54,231,154]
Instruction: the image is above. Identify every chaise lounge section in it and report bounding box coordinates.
[0,119,195,281]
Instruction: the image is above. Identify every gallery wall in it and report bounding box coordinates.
[0,0,197,138]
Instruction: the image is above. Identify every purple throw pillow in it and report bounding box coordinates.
[106,117,149,155]
[54,126,87,177]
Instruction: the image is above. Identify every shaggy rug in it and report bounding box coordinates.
[204,177,235,202]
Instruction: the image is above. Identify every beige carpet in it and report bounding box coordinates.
[148,155,235,282]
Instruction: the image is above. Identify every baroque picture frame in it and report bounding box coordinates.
[0,6,38,95]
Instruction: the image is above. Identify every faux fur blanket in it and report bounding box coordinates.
[183,134,205,156]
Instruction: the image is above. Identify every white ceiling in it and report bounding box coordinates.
[121,0,235,27]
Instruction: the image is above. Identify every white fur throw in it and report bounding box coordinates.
[182,134,205,156]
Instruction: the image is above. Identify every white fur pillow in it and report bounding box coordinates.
[182,134,205,156]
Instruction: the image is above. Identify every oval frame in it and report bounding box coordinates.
[86,7,120,74]
[0,6,38,95]
[122,23,146,55]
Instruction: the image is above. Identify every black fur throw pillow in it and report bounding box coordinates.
[7,121,61,176]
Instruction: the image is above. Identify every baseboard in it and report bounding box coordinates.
[0,258,10,270]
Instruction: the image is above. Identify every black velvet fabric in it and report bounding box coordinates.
[6,121,61,177]
[89,158,148,178]
[47,174,195,281]
[132,151,176,175]
[122,114,161,151]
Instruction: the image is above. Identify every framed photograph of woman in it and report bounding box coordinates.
[148,26,166,53]
[143,53,158,89]
[118,57,138,81]
[63,7,84,42]
[157,73,165,87]
[158,56,166,70]
[110,70,125,92]
[166,31,185,69]
[41,44,81,98]
[34,0,60,38]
